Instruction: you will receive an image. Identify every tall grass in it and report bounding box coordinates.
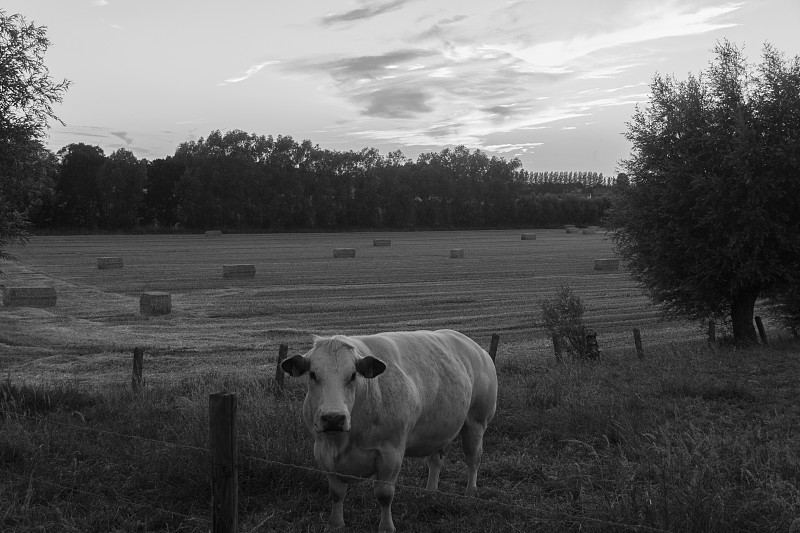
[2,339,799,532]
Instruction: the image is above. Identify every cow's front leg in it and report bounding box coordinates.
[325,473,347,529]
[425,450,444,490]
[374,449,403,533]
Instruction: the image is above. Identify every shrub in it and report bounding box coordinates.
[540,285,595,358]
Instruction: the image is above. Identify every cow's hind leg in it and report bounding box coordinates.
[460,420,487,497]
[325,473,347,529]
[425,450,444,490]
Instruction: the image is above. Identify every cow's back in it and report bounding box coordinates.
[351,329,497,457]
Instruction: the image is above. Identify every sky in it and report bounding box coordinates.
[5,0,800,176]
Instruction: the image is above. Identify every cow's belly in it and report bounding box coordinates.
[403,402,470,457]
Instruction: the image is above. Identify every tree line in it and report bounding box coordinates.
[28,132,615,232]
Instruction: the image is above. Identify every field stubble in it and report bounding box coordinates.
[0,230,720,385]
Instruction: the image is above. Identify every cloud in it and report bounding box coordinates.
[485,2,743,71]
[278,1,742,166]
[62,130,107,139]
[415,14,469,40]
[313,50,435,82]
[93,0,109,6]
[322,0,410,26]
[285,35,582,150]
[348,103,590,150]
[362,88,432,118]
[578,83,647,95]
[483,143,544,153]
[573,94,651,109]
[481,104,519,118]
[110,131,133,145]
[219,61,278,86]
[578,63,641,80]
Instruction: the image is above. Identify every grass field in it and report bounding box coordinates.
[1,230,798,532]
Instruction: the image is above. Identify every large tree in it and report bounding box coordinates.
[55,143,105,228]
[96,148,146,229]
[0,10,69,264]
[142,156,184,228]
[608,41,800,344]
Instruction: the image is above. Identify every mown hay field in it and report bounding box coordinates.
[1,229,700,384]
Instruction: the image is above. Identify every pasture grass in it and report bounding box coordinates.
[1,339,798,532]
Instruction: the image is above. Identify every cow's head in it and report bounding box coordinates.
[281,335,386,433]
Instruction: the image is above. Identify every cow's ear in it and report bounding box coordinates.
[281,355,310,377]
[355,356,386,379]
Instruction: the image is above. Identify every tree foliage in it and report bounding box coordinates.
[54,143,105,228]
[607,41,800,344]
[96,148,146,229]
[31,130,613,232]
[0,9,69,263]
[142,156,184,228]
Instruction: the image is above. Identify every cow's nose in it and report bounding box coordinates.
[320,413,346,432]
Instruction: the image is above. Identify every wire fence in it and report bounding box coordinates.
[4,470,211,528]
[1,409,675,533]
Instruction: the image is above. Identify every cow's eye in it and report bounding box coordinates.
[308,371,317,382]
[348,372,357,383]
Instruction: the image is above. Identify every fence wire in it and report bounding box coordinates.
[3,470,210,527]
[2,411,675,533]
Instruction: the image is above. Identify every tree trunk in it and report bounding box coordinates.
[730,287,759,346]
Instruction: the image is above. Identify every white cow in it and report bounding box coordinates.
[281,329,498,532]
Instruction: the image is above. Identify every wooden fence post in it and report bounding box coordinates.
[489,334,500,362]
[132,347,144,392]
[210,392,238,533]
[755,316,768,345]
[632,328,644,359]
[584,330,600,359]
[274,343,288,391]
[552,334,562,361]
[708,319,716,345]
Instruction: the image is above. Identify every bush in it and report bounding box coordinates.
[540,285,597,359]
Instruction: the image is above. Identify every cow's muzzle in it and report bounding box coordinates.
[319,413,348,432]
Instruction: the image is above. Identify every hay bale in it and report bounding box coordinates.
[97,257,124,269]
[2,286,57,307]
[450,249,465,258]
[565,226,580,234]
[373,239,392,247]
[333,248,356,258]
[223,264,255,279]
[582,227,597,235]
[204,230,222,237]
[140,291,171,316]
[594,258,620,271]
[521,234,536,240]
